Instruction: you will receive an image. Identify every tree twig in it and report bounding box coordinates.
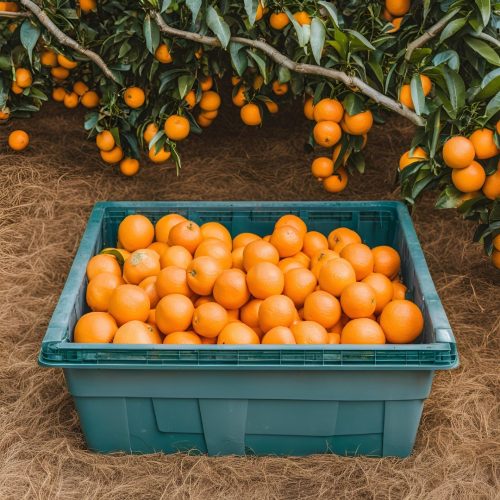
[18,0,119,84]
[153,13,426,127]
[0,10,31,18]
[471,31,500,50]
[405,9,460,61]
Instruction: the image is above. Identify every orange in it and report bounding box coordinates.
[387,17,403,33]
[15,68,32,88]
[241,103,262,126]
[164,114,190,141]
[340,282,376,319]
[232,85,247,107]
[283,268,317,307]
[304,97,315,120]
[143,123,159,144]
[100,146,123,164]
[492,250,500,269]
[186,256,222,295]
[420,75,432,96]
[195,238,232,269]
[253,75,264,90]
[311,157,334,179]
[200,222,232,248]
[243,239,280,270]
[442,136,475,169]
[270,225,303,258]
[275,214,307,236]
[200,335,217,344]
[57,53,77,69]
[79,0,96,12]
[318,257,356,297]
[123,87,145,108]
[50,66,70,80]
[155,43,173,63]
[155,294,194,334]
[199,75,213,91]
[278,257,304,274]
[11,81,23,94]
[160,245,192,269]
[123,249,160,284]
[293,11,311,25]
[392,281,407,300]
[269,12,289,30]
[343,110,373,135]
[451,160,486,192]
[73,81,89,96]
[328,227,361,253]
[200,109,218,120]
[227,309,240,322]
[272,80,288,95]
[254,1,263,20]
[63,91,79,109]
[114,321,162,344]
[102,248,130,261]
[118,214,154,251]
[139,275,160,308]
[194,47,203,59]
[231,75,241,86]
[399,84,413,110]
[313,120,342,147]
[302,231,328,258]
[108,284,150,325]
[327,332,341,344]
[184,89,196,109]
[156,266,190,297]
[482,168,500,200]
[258,295,296,333]
[232,232,261,249]
[7,130,29,151]
[303,290,341,328]
[493,234,500,252]
[399,147,428,170]
[81,90,100,108]
[231,247,245,270]
[379,299,424,343]
[120,158,140,176]
[372,246,401,279]
[264,100,279,114]
[340,318,386,344]
[40,50,57,67]
[469,129,499,160]
[86,273,124,311]
[323,168,348,193]
[213,269,250,309]
[291,321,328,344]
[332,144,349,166]
[362,273,393,314]
[382,7,394,20]
[0,109,9,120]
[164,331,201,345]
[74,312,117,343]
[385,0,410,16]
[155,213,186,243]
[292,251,310,268]
[246,262,284,299]
[340,243,374,280]
[217,322,260,344]
[86,253,121,280]
[262,326,296,344]
[199,91,221,111]
[240,299,263,335]
[192,302,228,338]
[96,130,115,151]
[310,250,339,278]
[313,98,344,123]
[168,220,202,254]
[52,87,66,102]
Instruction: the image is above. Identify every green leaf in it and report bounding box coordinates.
[410,73,426,116]
[246,50,267,82]
[350,152,365,173]
[278,66,291,83]
[435,186,464,209]
[442,66,465,114]
[318,1,340,27]
[428,108,441,159]
[310,18,326,65]
[178,74,195,99]
[84,112,99,131]
[342,93,364,115]
[0,56,11,71]
[143,15,160,55]
[206,5,231,48]
[186,0,202,23]
[345,29,375,50]
[475,0,491,26]
[285,8,308,47]
[485,93,500,121]
[473,68,500,101]
[465,36,500,66]
[101,249,125,267]
[408,48,432,64]
[432,50,460,71]
[161,0,172,13]
[20,20,40,64]
[439,17,466,44]
[244,0,258,26]
[229,42,247,76]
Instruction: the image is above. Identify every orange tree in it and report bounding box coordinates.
[0,0,499,267]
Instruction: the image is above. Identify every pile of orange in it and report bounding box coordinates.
[306,98,373,194]
[74,212,425,346]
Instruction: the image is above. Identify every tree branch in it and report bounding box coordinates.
[0,10,31,18]
[153,13,425,127]
[405,9,460,61]
[472,31,500,50]
[18,0,119,84]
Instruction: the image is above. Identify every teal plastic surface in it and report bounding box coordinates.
[39,201,458,457]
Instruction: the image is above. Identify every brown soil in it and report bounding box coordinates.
[0,102,498,499]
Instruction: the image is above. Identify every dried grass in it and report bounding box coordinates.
[0,103,498,500]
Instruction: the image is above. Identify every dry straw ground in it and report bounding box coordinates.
[0,102,498,500]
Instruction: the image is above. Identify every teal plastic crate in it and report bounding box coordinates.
[39,201,458,457]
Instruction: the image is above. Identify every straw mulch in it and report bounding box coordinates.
[0,102,498,499]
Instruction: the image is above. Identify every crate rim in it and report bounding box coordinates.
[39,200,458,371]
